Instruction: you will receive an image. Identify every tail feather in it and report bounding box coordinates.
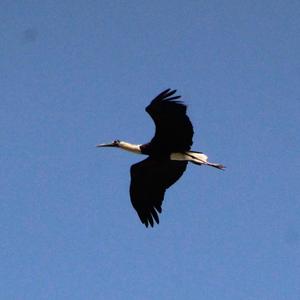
[185,152,225,170]
[170,151,225,171]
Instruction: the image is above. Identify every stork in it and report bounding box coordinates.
[97,89,224,227]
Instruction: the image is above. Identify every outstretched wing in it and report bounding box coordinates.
[145,89,194,154]
[130,157,187,227]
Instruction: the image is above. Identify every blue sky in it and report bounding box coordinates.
[1,1,300,299]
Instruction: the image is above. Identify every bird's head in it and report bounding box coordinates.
[96,140,121,148]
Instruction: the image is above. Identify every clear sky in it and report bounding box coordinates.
[1,1,300,299]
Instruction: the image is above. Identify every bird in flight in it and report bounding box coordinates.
[97,89,224,227]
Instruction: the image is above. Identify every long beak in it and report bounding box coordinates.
[96,142,117,148]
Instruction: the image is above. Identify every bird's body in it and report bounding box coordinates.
[97,89,224,227]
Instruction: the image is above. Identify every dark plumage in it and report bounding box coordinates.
[130,89,193,227]
[130,158,187,227]
[97,88,224,228]
[142,89,194,156]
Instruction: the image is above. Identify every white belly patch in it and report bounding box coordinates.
[170,151,208,164]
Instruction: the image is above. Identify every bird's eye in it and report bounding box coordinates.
[114,140,120,145]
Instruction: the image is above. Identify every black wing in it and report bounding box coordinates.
[130,157,187,227]
[144,89,194,155]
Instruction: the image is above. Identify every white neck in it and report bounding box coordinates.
[118,141,142,154]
